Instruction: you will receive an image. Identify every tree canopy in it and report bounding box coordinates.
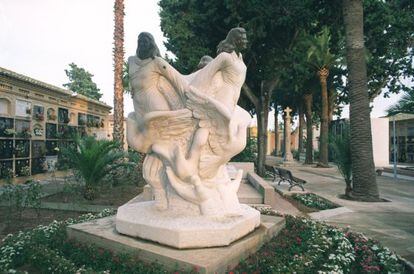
[63,63,102,101]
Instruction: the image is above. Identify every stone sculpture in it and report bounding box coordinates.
[116,28,260,248]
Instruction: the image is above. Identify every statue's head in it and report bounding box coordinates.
[136,32,161,60]
[217,27,247,54]
[197,55,213,70]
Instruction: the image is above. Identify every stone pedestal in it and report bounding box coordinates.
[116,201,261,249]
[67,215,285,274]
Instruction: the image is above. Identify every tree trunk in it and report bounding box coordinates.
[318,68,329,167]
[304,93,313,164]
[328,88,336,123]
[256,81,273,176]
[298,103,305,160]
[343,0,379,200]
[274,107,279,156]
[257,107,267,176]
[113,0,125,148]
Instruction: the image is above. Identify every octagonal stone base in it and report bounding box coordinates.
[116,201,261,249]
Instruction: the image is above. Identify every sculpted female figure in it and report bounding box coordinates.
[151,28,253,216]
[126,32,194,210]
[154,28,251,180]
[126,28,252,215]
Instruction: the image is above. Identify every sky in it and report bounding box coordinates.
[0,0,406,130]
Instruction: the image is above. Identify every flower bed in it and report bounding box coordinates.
[235,215,405,273]
[0,209,171,273]
[291,192,339,211]
[0,211,406,273]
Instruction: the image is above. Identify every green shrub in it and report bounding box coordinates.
[0,181,42,220]
[231,137,257,163]
[61,136,131,200]
[103,149,145,187]
[330,125,352,196]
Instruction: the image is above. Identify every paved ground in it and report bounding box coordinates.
[266,156,414,264]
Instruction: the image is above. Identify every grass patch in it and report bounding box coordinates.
[42,184,143,207]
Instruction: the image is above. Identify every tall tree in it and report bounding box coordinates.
[159,0,325,176]
[297,101,305,160]
[303,92,314,164]
[343,0,379,201]
[307,28,338,167]
[63,63,101,100]
[113,0,125,147]
[273,105,280,156]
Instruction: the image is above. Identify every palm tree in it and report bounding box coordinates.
[343,0,379,201]
[387,90,414,115]
[303,92,314,164]
[330,125,352,197]
[307,27,337,167]
[113,0,125,148]
[61,136,129,200]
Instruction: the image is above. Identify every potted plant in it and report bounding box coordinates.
[25,107,32,115]
[0,167,14,181]
[4,128,16,137]
[48,112,57,121]
[20,166,31,177]
[14,143,25,157]
[20,128,31,139]
[34,113,44,121]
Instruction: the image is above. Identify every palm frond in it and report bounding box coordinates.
[61,136,128,187]
[329,126,352,183]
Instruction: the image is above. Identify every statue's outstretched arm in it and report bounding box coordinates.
[155,57,190,98]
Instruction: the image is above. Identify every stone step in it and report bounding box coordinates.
[237,182,263,204]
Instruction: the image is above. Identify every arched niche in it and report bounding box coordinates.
[47,108,57,121]
[0,98,12,116]
[69,112,76,124]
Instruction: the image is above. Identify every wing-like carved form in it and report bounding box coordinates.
[143,109,196,146]
[185,88,235,178]
[186,88,231,155]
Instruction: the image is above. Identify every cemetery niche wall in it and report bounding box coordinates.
[0,67,111,179]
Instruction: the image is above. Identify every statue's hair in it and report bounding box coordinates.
[197,55,213,69]
[217,27,246,54]
[136,32,161,59]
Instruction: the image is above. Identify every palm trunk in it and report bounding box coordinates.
[113,0,125,148]
[318,68,329,167]
[343,0,379,200]
[274,107,279,156]
[328,88,336,123]
[304,93,313,164]
[298,103,305,160]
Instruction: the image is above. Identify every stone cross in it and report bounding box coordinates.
[284,107,292,118]
[283,106,293,162]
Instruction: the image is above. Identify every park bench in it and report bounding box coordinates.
[265,165,306,191]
